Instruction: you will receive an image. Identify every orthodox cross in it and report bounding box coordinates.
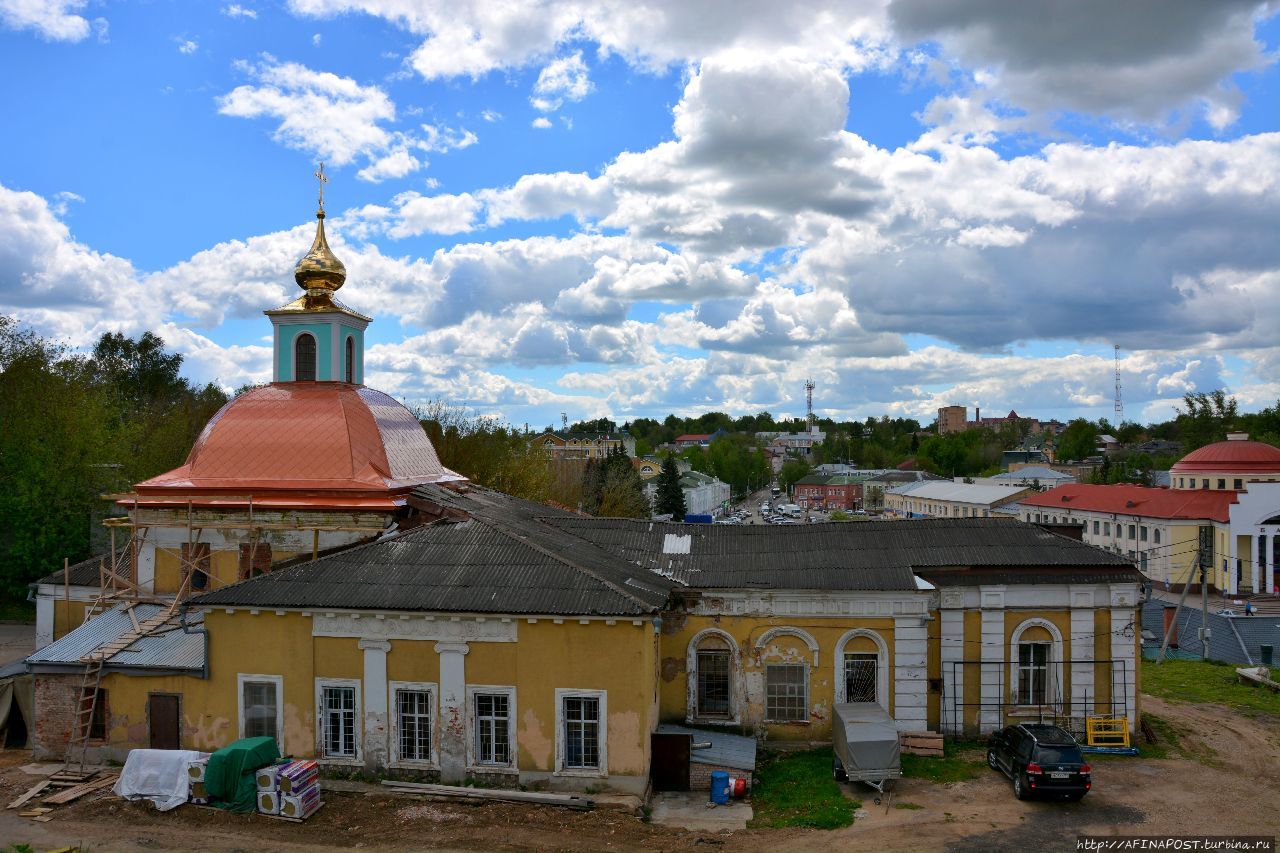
[314,162,328,211]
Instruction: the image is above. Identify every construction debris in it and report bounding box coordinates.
[43,774,119,805]
[899,731,944,757]
[379,779,595,811]
[7,779,51,809]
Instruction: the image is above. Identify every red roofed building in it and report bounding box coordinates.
[1020,433,1280,593]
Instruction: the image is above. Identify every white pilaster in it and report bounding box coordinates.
[939,609,964,736]
[330,323,340,381]
[35,595,53,649]
[137,542,156,592]
[1109,608,1137,728]
[436,641,470,783]
[1070,607,1094,718]
[892,617,929,732]
[979,586,1005,734]
[359,638,391,771]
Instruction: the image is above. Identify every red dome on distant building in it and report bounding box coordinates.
[134,383,464,509]
[1170,434,1280,476]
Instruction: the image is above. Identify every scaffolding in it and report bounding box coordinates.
[60,494,388,771]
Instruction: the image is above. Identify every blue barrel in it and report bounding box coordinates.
[710,771,730,804]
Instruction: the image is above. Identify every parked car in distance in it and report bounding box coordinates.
[987,723,1091,801]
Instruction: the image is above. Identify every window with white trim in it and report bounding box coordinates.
[765,664,807,722]
[394,686,434,763]
[319,682,358,759]
[1016,643,1049,705]
[238,674,283,744]
[562,695,601,770]
[695,649,731,717]
[844,653,877,703]
[474,692,511,765]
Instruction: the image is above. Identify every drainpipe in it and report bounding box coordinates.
[179,602,210,680]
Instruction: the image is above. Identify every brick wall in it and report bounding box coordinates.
[688,761,752,792]
[33,674,82,761]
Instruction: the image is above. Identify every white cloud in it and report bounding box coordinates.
[0,0,92,40]
[530,52,592,113]
[384,192,482,236]
[531,116,552,129]
[481,109,502,123]
[217,59,477,183]
[312,32,322,46]
[177,38,198,54]
[222,4,257,19]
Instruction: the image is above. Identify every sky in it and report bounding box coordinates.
[2,1,1279,432]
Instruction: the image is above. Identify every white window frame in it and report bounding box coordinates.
[554,688,608,778]
[389,680,438,769]
[314,678,362,765]
[763,663,810,724]
[237,673,283,745]
[465,685,517,774]
[1016,642,1050,706]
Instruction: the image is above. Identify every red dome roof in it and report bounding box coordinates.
[1170,437,1280,475]
[134,383,464,507]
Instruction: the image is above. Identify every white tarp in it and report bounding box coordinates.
[114,748,209,811]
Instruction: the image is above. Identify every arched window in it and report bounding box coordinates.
[345,335,355,383]
[834,629,889,709]
[294,333,317,381]
[686,628,741,723]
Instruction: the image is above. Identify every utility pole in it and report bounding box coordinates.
[1114,345,1124,423]
[1157,551,1200,664]
[1199,526,1212,660]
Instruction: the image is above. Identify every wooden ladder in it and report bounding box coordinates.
[64,659,104,775]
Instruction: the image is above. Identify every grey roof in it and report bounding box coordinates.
[191,486,674,616]
[656,724,756,771]
[1141,597,1280,666]
[885,481,1029,504]
[35,550,122,587]
[538,516,1134,590]
[992,466,1074,482]
[26,604,204,673]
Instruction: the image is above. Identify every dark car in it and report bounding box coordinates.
[986,723,1091,801]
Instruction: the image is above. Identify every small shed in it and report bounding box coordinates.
[652,724,756,792]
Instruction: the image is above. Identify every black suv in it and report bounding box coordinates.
[986,723,1091,801]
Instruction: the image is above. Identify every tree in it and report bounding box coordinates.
[597,463,651,518]
[779,458,812,493]
[654,454,687,519]
[1177,390,1239,452]
[1056,419,1099,462]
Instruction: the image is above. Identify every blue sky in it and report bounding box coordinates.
[2,1,1279,431]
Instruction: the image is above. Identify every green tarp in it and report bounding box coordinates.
[205,736,279,813]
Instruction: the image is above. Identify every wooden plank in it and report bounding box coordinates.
[42,774,117,805]
[379,780,594,810]
[8,780,51,809]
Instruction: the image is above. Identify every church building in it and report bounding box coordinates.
[26,178,1143,794]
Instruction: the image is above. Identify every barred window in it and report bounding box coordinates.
[696,650,730,717]
[563,696,600,769]
[396,689,432,762]
[474,693,510,765]
[765,664,807,722]
[320,685,357,758]
[844,653,877,703]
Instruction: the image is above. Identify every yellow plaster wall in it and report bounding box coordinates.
[657,614,897,741]
[962,610,982,732]
[1092,609,1112,712]
[313,636,363,681]
[52,598,92,641]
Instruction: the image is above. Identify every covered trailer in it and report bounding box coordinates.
[831,702,901,793]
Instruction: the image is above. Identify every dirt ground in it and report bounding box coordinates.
[2,695,1278,852]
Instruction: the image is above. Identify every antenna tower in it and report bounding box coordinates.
[561,412,569,430]
[1113,345,1124,422]
[804,378,816,431]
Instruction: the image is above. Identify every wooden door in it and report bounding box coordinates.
[650,733,690,791]
[148,694,181,750]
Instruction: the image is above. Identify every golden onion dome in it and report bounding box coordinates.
[294,208,347,293]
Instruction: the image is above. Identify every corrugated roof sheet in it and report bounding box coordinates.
[35,550,122,587]
[26,604,204,672]
[1021,483,1237,523]
[885,481,1029,504]
[656,724,756,771]
[540,516,1134,590]
[191,486,674,616]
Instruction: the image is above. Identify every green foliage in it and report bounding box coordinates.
[915,429,1003,476]
[0,319,229,601]
[420,403,554,503]
[748,748,856,830]
[654,454,686,519]
[1141,658,1280,718]
[1177,390,1239,452]
[829,509,851,521]
[1055,418,1099,462]
[778,458,812,492]
[581,447,648,518]
[894,802,924,810]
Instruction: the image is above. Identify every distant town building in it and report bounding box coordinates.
[1020,433,1280,593]
[675,429,728,448]
[885,480,1032,519]
[532,430,633,459]
[937,405,968,435]
[647,470,731,517]
[793,473,866,510]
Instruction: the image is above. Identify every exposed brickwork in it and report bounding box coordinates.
[33,674,82,761]
[688,761,752,792]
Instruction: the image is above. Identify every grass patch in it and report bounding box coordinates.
[1142,658,1280,718]
[896,747,983,778]
[748,748,856,830]
[894,802,924,810]
[1136,712,1179,760]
